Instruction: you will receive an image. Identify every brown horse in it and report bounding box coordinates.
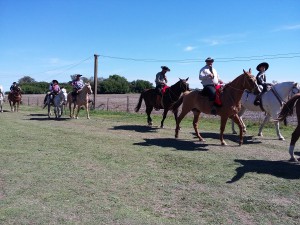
[135,78,190,128]
[8,87,22,112]
[67,83,93,119]
[172,69,258,145]
[277,93,300,161]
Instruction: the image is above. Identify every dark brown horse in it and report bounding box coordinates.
[135,78,189,128]
[277,93,300,161]
[172,69,258,145]
[8,87,22,112]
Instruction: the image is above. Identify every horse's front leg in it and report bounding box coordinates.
[160,109,168,128]
[220,116,229,145]
[86,103,90,119]
[231,107,246,134]
[48,104,51,119]
[231,114,244,146]
[274,120,285,140]
[258,114,270,137]
[75,105,80,119]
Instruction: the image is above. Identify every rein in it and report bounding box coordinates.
[271,86,284,107]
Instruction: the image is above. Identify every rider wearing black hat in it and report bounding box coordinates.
[254,62,270,106]
[154,66,170,109]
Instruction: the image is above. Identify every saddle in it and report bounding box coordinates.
[199,84,223,106]
[155,86,169,110]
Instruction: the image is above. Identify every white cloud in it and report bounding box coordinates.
[199,32,249,46]
[273,24,300,32]
[184,46,196,51]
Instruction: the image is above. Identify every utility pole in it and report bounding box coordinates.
[93,54,98,109]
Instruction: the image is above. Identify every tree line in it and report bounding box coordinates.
[13,75,154,94]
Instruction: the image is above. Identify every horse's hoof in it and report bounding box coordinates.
[289,157,298,162]
[221,142,228,146]
[232,131,237,134]
[199,139,206,142]
[160,126,164,129]
[257,133,263,137]
[279,137,285,141]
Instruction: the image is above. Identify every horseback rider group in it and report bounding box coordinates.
[154,58,269,115]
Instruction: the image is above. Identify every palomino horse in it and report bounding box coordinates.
[172,69,258,146]
[67,83,93,119]
[44,88,68,119]
[135,78,190,128]
[8,87,22,112]
[231,82,300,140]
[277,93,300,161]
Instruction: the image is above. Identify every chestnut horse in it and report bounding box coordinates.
[277,93,300,161]
[8,87,22,112]
[67,83,93,119]
[135,78,190,128]
[172,69,258,146]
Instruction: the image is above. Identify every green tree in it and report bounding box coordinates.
[130,80,154,93]
[100,75,130,94]
[18,76,36,84]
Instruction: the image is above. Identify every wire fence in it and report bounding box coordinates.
[16,93,297,126]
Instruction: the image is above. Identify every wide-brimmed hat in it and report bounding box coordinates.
[256,62,269,71]
[161,66,170,71]
[52,80,59,84]
[205,57,214,62]
[76,74,82,77]
[13,82,17,84]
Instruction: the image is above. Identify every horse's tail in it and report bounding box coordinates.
[171,95,184,112]
[135,91,144,112]
[277,94,300,121]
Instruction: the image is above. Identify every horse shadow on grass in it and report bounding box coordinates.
[227,159,300,183]
[191,132,261,145]
[134,138,209,151]
[27,114,70,121]
[111,125,159,133]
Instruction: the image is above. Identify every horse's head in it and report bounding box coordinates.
[289,82,300,99]
[241,68,259,92]
[178,77,190,92]
[85,83,93,95]
[61,88,68,102]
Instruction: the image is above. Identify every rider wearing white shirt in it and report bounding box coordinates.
[199,57,223,115]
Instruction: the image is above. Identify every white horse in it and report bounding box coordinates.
[45,88,68,119]
[231,81,300,140]
[0,91,4,113]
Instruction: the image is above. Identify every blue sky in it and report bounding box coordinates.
[1,0,300,92]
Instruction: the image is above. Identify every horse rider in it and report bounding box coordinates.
[155,66,170,108]
[44,80,61,105]
[199,57,224,115]
[10,82,19,93]
[71,74,84,102]
[254,62,270,106]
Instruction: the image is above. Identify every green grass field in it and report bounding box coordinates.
[0,105,300,224]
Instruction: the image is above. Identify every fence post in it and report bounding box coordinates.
[127,96,129,112]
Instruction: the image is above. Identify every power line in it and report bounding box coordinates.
[98,52,300,63]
